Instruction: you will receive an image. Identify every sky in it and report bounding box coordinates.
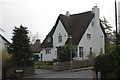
[0,0,120,43]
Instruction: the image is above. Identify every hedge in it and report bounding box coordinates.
[94,53,115,74]
[57,45,75,62]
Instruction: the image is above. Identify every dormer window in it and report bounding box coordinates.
[58,34,62,42]
[47,37,51,42]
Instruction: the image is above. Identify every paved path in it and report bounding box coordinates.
[25,68,93,78]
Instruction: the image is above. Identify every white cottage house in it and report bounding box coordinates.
[41,6,106,61]
[0,34,10,79]
[0,34,10,50]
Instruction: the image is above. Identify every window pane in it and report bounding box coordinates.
[46,49,51,54]
[90,47,92,54]
[79,47,83,57]
[58,35,62,42]
[87,34,91,39]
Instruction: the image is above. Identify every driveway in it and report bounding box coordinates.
[25,69,93,78]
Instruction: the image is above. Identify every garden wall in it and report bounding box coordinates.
[5,66,35,78]
[54,60,94,71]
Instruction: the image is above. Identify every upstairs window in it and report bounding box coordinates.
[58,35,62,42]
[92,21,94,26]
[87,34,91,40]
[46,49,51,54]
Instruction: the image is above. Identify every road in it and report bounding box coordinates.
[25,69,93,78]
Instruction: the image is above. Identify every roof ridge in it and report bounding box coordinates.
[70,11,93,16]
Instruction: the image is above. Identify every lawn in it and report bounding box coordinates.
[34,61,54,70]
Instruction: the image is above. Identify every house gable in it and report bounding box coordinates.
[59,11,95,45]
[41,11,95,47]
[53,20,68,47]
[77,18,105,60]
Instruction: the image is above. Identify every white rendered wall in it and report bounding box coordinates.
[78,21,94,60]
[0,36,8,79]
[77,6,105,60]
[0,37,8,50]
[42,20,68,61]
[53,20,68,47]
[92,6,105,55]
[42,48,55,61]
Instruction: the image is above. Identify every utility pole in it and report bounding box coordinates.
[69,35,73,72]
[115,0,120,79]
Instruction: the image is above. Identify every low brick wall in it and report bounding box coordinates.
[54,59,94,71]
[5,66,35,78]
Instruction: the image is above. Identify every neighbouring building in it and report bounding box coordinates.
[0,34,10,50]
[41,6,106,61]
[0,34,10,79]
[31,39,42,61]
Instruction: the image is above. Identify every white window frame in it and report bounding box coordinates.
[46,49,51,54]
[58,35,62,42]
[90,47,92,54]
[79,47,83,58]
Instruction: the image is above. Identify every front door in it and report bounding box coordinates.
[34,55,39,61]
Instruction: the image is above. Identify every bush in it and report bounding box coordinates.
[105,72,116,78]
[2,50,14,78]
[34,61,53,70]
[94,53,115,74]
[57,45,75,62]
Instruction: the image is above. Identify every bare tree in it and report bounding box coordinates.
[28,31,41,44]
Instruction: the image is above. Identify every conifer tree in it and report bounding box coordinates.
[8,25,33,66]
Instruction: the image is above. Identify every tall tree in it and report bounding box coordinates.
[101,17,115,52]
[8,25,33,66]
[101,17,112,33]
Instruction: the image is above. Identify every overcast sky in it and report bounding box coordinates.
[0,0,120,42]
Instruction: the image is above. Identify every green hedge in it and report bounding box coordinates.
[94,53,115,77]
[57,45,75,62]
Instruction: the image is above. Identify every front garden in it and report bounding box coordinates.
[34,61,54,70]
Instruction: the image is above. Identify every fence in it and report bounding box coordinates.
[54,59,94,71]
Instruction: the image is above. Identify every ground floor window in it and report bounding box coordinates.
[90,47,92,54]
[46,49,51,54]
[79,47,83,57]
